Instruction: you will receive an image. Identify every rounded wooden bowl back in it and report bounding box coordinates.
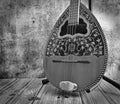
[43,3,108,92]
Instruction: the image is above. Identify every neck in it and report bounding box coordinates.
[68,0,80,25]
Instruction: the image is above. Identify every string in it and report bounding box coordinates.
[61,0,82,90]
[71,0,81,88]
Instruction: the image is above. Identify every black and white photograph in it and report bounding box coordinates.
[0,0,120,104]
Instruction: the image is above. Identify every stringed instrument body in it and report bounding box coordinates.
[43,0,108,92]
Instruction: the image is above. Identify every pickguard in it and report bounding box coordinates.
[46,3,107,58]
[46,32,104,57]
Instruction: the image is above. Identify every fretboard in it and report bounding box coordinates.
[68,0,80,25]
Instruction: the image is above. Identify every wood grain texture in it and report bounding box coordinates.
[0,78,119,104]
[0,79,16,90]
[99,80,120,104]
[0,79,31,104]
[0,79,18,93]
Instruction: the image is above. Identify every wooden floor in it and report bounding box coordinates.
[0,78,120,104]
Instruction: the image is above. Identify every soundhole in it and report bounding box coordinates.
[60,18,88,37]
[46,5,106,58]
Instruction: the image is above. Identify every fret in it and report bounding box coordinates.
[68,0,80,25]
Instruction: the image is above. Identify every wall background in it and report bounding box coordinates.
[0,0,120,80]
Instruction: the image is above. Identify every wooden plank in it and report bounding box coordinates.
[99,79,120,104]
[13,78,43,104]
[88,85,111,104]
[1,79,119,104]
[81,92,94,104]
[0,79,13,88]
[32,84,47,104]
[103,76,120,91]
[4,79,33,104]
[38,84,58,104]
[0,79,18,94]
[0,79,4,82]
[58,91,82,104]
[71,92,82,104]
[0,79,11,83]
[33,83,82,104]
[0,79,16,90]
[0,79,32,104]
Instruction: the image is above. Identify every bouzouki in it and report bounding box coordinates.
[43,0,108,92]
